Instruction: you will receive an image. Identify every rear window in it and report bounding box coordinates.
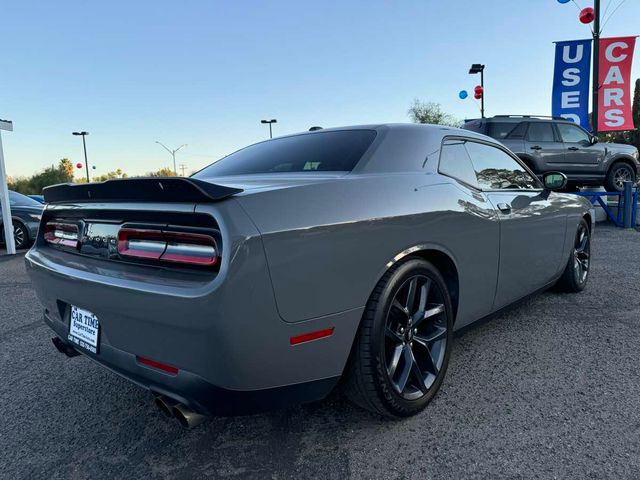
[9,191,42,207]
[194,130,377,177]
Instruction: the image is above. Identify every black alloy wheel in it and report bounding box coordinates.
[384,275,447,400]
[345,258,453,417]
[554,218,591,293]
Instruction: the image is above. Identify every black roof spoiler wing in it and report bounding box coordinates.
[43,177,243,204]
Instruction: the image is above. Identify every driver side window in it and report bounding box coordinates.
[464,141,539,190]
[557,123,591,144]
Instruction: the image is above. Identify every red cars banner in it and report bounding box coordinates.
[598,36,637,132]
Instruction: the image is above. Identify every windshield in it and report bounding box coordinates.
[8,191,43,207]
[194,130,377,177]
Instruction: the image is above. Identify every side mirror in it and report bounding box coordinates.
[590,135,599,145]
[543,172,568,191]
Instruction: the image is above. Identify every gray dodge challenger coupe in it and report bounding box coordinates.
[25,124,593,427]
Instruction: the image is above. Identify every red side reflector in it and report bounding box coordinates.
[290,327,335,346]
[136,356,179,375]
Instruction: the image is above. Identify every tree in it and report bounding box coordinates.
[8,159,74,195]
[408,100,461,127]
[59,158,74,178]
[91,169,128,182]
[145,167,177,177]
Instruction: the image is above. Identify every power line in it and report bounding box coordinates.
[601,0,626,31]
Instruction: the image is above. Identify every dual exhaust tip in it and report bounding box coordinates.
[154,395,206,429]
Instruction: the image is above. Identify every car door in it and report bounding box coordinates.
[464,140,567,310]
[555,122,605,174]
[523,121,566,172]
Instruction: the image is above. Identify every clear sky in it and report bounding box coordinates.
[2,0,639,178]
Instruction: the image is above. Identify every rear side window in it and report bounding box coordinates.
[439,140,478,188]
[526,123,555,142]
[194,130,377,176]
[486,122,526,140]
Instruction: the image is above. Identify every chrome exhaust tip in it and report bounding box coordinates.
[172,403,207,429]
[154,395,178,418]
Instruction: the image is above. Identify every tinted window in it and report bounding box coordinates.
[526,122,555,142]
[557,123,590,144]
[439,140,478,188]
[465,142,538,190]
[194,130,376,177]
[9,191,42,207]
[487,122,526,140]
[462,120,484,134]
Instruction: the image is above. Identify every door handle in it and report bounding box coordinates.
[567,147,579,151]
[497,203,511,213]
[530,145,542,150]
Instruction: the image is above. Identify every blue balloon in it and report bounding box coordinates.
[557,0,570,3]
[459,90,468,99]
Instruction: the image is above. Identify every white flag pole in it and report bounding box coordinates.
[0,119,16,255]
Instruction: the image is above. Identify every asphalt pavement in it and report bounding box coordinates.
[1,225,640,479]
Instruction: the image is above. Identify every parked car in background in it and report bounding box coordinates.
[29,194,45,204]
[462,115,640,191]
[26,124,592,427]
[0,191,43,249]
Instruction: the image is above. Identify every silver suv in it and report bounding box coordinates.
[463,115,640,191]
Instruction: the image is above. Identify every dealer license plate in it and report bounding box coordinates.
[68,306,100,354]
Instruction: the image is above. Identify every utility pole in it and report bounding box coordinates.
[179,164,187,176]
[0,119,15,255]
[155,142,187,175]
[72,131,90,182]
[260,119,277,139]
[592,0,601,135]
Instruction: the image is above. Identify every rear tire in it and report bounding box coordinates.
[344,258,453,418]
[554,218,590,293]
[604,163,635,192]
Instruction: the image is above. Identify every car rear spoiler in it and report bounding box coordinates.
[43,177,243,204]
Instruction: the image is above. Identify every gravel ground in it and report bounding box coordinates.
[1,224,640,479]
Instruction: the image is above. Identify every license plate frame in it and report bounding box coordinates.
[68,306,100,354]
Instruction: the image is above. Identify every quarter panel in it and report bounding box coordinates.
[237,174,500,327]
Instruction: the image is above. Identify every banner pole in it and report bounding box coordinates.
[592,0,601,135]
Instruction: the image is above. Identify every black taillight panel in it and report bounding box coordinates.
[40,209,222,272]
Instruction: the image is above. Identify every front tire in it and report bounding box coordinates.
[344,258,453,418]
[554,218,590,293]
[604,163,635,192]
[12,221,29,249]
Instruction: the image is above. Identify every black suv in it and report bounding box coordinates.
[463,116,640,192]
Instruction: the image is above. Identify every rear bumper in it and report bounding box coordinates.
[46,312,338,416]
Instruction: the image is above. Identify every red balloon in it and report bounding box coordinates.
[76,162,83,169]
[474,92,482,100]
[579,7,595,24]
[474,85,484,94]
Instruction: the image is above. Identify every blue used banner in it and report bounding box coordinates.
[552,39,592,130]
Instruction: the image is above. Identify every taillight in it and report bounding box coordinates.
[44,222,79,248]
[118,228,219,267]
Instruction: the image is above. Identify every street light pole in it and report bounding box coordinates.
[72,131,90,182]
[592,0,601,135]
[468,64,485,118]
[260,119,277,139]
[155,142,187,175]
